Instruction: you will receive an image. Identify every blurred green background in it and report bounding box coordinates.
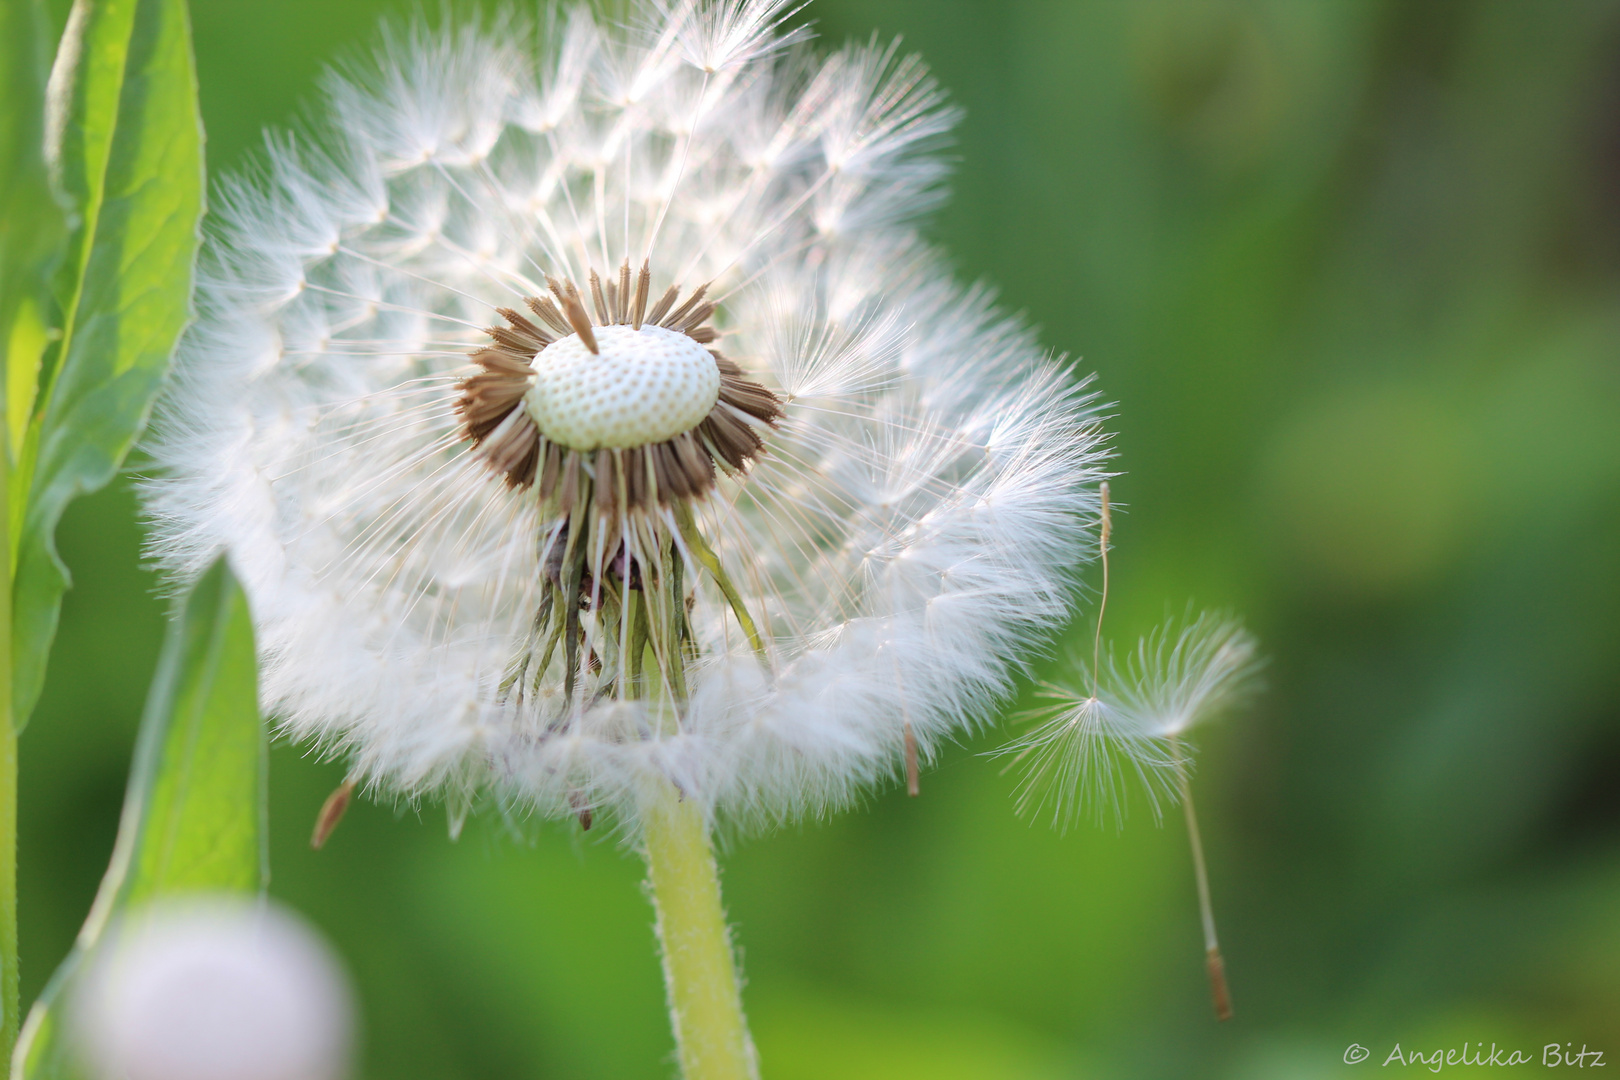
[21,0,1620,1076]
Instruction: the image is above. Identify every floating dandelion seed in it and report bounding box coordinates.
[142,1,1110,834]
[1001,609,1261,1020]
[1004,612,1257,822]
[1003,614,1259,830]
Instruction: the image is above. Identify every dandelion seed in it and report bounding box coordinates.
[309,778,357,850]
[1005,614,1259,826]
[1002,689,1177,832]
[1000,611,1260,1020]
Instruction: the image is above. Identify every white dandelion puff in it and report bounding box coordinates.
[141,0,1111,835]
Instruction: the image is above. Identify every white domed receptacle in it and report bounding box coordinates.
[70,895,356,1080]
[526,324,721,450]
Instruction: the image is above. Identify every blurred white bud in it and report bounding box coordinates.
[71,895,355,1080]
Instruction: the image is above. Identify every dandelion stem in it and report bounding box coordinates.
[643,782,757,1080]
[1171,735,1232,1021]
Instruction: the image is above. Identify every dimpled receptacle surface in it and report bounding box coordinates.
[525,324,722,450]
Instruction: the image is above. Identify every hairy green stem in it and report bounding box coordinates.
[643,784,756,1080]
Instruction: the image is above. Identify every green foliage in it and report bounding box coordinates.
[13,0,204,730]
[14,557,264,1079]
[0,0,66,483]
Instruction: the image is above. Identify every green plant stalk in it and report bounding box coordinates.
[0,383,15,1067]
[0,577,14,1069]
[643,783,756,1080]
[609,512,756,1078]
[1,0,53,1051]
[1,302,17,1065]
[0,730,13,1067]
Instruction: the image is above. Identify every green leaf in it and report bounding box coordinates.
[1,0,67,521]
[14,0,205,729]
[1,1,71,1055]
[12,557,265,1079]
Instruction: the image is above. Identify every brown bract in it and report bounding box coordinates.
[455,260,784,516]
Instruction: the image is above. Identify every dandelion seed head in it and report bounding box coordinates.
[144,0,1110,833]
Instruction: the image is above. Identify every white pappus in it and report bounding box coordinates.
[142,0,1111,834]
[1003,612,1262,831]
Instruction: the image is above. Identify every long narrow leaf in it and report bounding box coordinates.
[13,557,265,1079]
[0,0,66,473]
[2,0,73,1056]
[14,0,204,728]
